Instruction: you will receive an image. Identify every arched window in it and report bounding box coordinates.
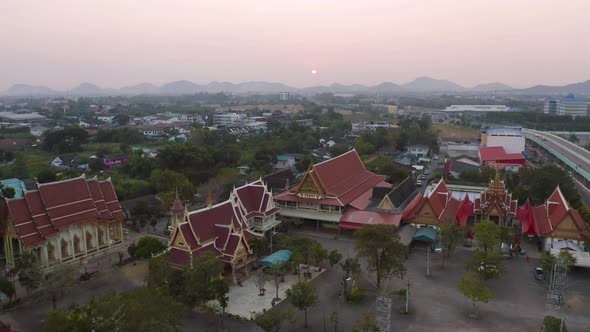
[98,228,105,246]
[86,231,93,250]
[60,239,69,258]
[73,235,81,254]
[47,242,55,262]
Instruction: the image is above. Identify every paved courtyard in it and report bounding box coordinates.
[225,266,325,319]
[2,231,590,332]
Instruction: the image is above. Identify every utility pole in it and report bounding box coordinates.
[406,279,410,314]
[426,247,430,277]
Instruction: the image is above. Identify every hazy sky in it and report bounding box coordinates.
[2,0,590,90]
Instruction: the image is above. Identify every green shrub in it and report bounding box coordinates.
[134,236,166,259]
[345,287,365,303]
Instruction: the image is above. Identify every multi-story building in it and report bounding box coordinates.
[481,127,525,154]
[213,112,247,127]
[544,94,588,116]
[558,94,588,116]
[1,176,126,269]
[279,92,289,101]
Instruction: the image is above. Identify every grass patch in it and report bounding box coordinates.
[433,124,479,141]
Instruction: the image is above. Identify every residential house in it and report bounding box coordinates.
[103,153,129,171]
[407,145,430,158]
[49,154,89,170]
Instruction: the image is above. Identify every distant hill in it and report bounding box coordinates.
[2,84,56,96]
[471,82,513,91]
[517,80,590,95]
[401,76,465,92]
[3,78,590,97]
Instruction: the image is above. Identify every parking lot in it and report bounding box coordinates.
[283,234,590,332]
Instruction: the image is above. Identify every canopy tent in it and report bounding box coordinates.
[413,226,437,243]
[259,250,292,267]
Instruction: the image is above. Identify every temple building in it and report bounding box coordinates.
[273,149,391,230]
[402,178,474,228]
[517,186,589,252]
[473,173,518,226]
[167,180,278,282]
[1,175,126,269]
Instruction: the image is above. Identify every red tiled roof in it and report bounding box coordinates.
[167,248,191,266]
[3,176,125,247]
[99,180,126,222]
[479,146,527,162]
[402,192,424,220]
[38,177,99,228]
[339,208,402,230]
[517,186,590,238]
[313,150,366,193]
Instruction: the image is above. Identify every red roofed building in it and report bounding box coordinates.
[273,149,391,228]
[473,172,518,226]
[1,175,126,269]
[516,186,589,251]
[167,180,277,282]
[402,178,473,227]
[478,146,532,171]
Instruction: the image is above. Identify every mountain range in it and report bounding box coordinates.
[2,77,590,97]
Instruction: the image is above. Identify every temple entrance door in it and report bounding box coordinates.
[11,238,20,262]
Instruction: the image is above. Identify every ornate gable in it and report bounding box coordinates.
[171,227,189,250]
[293,166,324,197]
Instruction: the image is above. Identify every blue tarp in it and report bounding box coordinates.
[259,250,292,267]
[413,227,437,243]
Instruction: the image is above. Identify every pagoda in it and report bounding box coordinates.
[473,172,517,226]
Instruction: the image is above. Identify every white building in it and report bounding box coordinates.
[279,92,289,101]
[443,105,509,113]
[407,145,430,157]
[213,112,247,127]
[558,95,587,116]
[481,128,525,154]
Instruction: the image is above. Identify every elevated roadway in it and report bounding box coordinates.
[523,128,590,185]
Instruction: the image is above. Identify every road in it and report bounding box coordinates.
[524,129,590,181]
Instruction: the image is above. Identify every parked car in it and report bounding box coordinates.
[420,174,427,180]
[416,180,423,186]
[424,169,430,175]
[535,267,544,281]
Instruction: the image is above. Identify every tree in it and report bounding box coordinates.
[540,250,577,274]
[37,169,57,183]
[44,287,182,332]
[44,264,76,310]
[254,306,295,332]
[339,257,361,295]
[182,252,227,307]
[473,220,501,254]
[458,272,495,318]
[543,315,568,332]
[286,281,320,329]
[351,312,380,332]
[265,263,287,301]
[328,250,343,268]
[0,275,15,303]
[17,251,42,295]
[147,255,172,290]
[438,223,463,267]
[355,224,406,288]
[310,242,328,270]
[329,311,339,332]
[134,236,166,259]
[43,127,89,153]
